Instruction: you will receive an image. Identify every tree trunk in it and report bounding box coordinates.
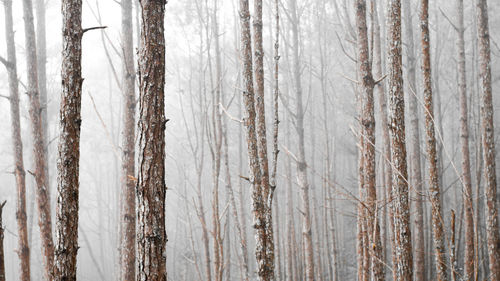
[136,1,168,280]
[476,0,500,279]
[288,1,315,280]
[0,202,6,281]
[54,0,83,280]
[238,0,274,280]
[420,1,448,280]
[120,0,136,279]
[355,1,385,279]
[456,0,475,279]
[387,0,413,279]
[21,0,54,278]
[2,1,31,280]
[35,0,50,192]
[402,0,425,279]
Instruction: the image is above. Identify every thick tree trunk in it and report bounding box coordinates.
[476,0,500,279]
[21,0,55,278]
[2,1,31,280]
[54,0,83,280]
[456,0,475,279]
[387,0,413,279]
[355,1,384,279]
[402,1,425,279]
[120,0,136,279]
[136,1,168,280]
[420,1,448,280]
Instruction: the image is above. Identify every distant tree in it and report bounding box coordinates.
[0,201,6,281]
[455,0,475,279]
[120,0,136,279]
[20,0,54,278]
[136,0,168,280]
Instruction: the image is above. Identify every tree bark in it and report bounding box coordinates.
[120,0,136,279]
[54,0,83,280]
[136,1,168,280]
[0,202,6,281]
[2,1,31,280]
[21,0,55,278]
[456,0,475,279]
[387,0,413,279]
[355,1,385,279]
[476,0,500,279]
[420,1,448,280]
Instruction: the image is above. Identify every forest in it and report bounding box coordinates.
[0,0,499,280]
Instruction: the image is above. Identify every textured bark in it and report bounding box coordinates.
[387,0,413,279]
[239,0,275,280]
[355,1,384,279]
[420,1,448,280]
[476,0,500,279]
[2,1,31,280]
[120,0,136,279]
[0,202,6,281]
[456,0,475,279]
[21,0,55,278]
[136,1,168,280]
[288,1,315,280]
[450,210,456,281]
[402,1,425,279]
[54,0,83,280]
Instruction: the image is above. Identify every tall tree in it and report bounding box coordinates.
[387,0,413,279]
[238,0,275,279]
[476,0,500,279]
[54,0,84,279]
[420,0,448,279]
[136,0,168,280]
[21,0,54,278]
[120,0,136,279]
[456,0,475,279]
[402,0,425,278]
[288,0,315,279]
[354,0,384,279]
[1,1,30,280]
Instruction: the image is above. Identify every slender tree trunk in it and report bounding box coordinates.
[21,0,55,278]
[120,0,136,279]
[239,0,274,279]
[355,1,384,279]
[288,1,315,279]
[54,0,83,280]
[35,0,49,191]
[456,0,475,279]
[420,1,448,280]
[2,1,31,280]
[450,210,457,281]
[136,1,168,280]
[476,0,500,279]
[387,0,413,279]
[402,1,425,279]
[0,202,6,281]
